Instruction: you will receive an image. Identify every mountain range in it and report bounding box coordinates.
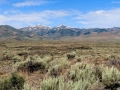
[0,24,120,41]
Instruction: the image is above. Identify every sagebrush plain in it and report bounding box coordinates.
[0,40,120,90]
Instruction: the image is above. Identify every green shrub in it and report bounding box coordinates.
[2,50,15,60]
[102,66,120,87]
[66,51,76,59]
[0,72,25,90]
[67,62,98,90]
[40,76,97,90]
[48,57,69,77]
[13,55,23,63]
[15,55,52,73]
[72,79,92,90]
[48,64,61,77]
[40,76,64,90]
[23,83,31,90]
[23,83,35,90]
[68,62,97,82]
[15,60,45,73]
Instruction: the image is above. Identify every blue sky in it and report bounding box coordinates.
[1,0,120,28]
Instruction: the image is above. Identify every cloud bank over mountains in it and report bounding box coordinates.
[0,0,120,28]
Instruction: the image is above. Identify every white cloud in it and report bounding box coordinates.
[13,0,57,7]
[0,15,8,23]
[0,10,70,27]
[1,8,120,28]
[75,8,120,28]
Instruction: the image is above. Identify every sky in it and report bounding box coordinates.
[1,0,120,28]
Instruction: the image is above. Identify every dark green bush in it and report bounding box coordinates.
[0,73,25,90]
[15,55,52,73]
[66,51,76,59]
[16,60,45,73]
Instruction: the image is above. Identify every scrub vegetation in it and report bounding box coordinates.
[0,40,120,90]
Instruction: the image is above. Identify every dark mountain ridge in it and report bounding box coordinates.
[0,24,120,40]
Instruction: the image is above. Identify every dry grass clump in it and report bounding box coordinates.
[105,59,120,70]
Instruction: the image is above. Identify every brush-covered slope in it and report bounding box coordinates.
[0,25,42,40]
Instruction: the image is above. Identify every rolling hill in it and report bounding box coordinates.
[0,25,42,40]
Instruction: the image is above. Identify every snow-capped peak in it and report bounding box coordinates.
[20,24,51,31]
[53,24,73,30]
[36,24,51,29]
